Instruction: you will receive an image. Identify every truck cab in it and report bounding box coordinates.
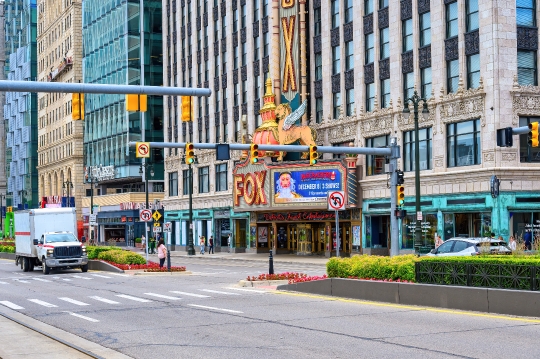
[36,232,88,274]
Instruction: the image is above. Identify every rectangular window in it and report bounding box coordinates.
[519,116,540,163]
[316,98,323,123]
[516,0,535,27]
[380,78,390,108]
[446,1,458,38]
[518,50,537,86]
[345,41,354,70]
[215,163,228,191]
[253,0,259,21]
[254,36,260,61]
[366,135,389,176]
[315,53,322,80]
[403,128,432,172]
[466,0,479,32]
[333,92,342,119]
[379,0,388,8]
[447,59,459,93]
[344,0,353,23]
[314,6,322,36]
[182,169,190,195]
[467,54,480,89]
[346,88,355,116]
[198,166,209,193]
[168,172,178,196]
[404,72,414,101]
[447,119,481,167]
[332,45,341,74]
[365,33,374,64]
[365,0,373,15]
[402,19,413,52]
[380,27,389,59]
[421,67,432,99]
[420,12,431,46]
[366,83,375,112]
[331,0,340,28]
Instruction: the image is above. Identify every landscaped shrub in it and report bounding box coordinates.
[135,237,142,244]
[0,245,15,253]
[327,255,418,282]
[86,246,117,259]
[97,249,146,265]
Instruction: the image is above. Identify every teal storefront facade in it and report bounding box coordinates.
[362,191,540,254]
[164,207,250,252]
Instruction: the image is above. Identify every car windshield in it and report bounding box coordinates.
[46,233,78,243]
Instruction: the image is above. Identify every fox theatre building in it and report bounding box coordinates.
[233,159,362,257]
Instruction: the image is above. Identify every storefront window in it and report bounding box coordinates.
[402,213,437,248]
[444,212,492,240]
[366,135,389,176]
[512,212,540,242]
[364,215,389,248]
[364,216,372,248]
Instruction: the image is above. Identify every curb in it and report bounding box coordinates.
[0,252,16,260]
[238,279,289,287]
[128,270,192,276]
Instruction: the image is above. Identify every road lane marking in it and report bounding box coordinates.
[0,281,8,284]
[116,294,152,303]
[33,278,51,282]
[200,289,241,296]
[28,299,58,308]
[62,278,72,282]
[71,275,92,280]
[188,304,243,314]
[169,291,210,298]
[225,287,267,293]
[144,293,182,300]
[13,280,30,283]
[64,311,99,323]
[0,301,24,310]
[58,297,90,306]
[90,274,111,279]
[89,296,120,304]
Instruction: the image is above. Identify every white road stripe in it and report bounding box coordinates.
[116,294,152,303]
[28,299,57,308]
[64,312,99,323]
[33,278,51,282]
[225,287,267,293]
[188,304,243,314]
[0,301,24,310]
[144,293,182,300]
[200,289,241,296]
[90,274,111,279]
[169,291,210,298]
[71,275,92,280]
[62,278,72,282]
[13,280,30,283]
[0,281,8,284]
[89,296,120,304]
[58,297,90,306]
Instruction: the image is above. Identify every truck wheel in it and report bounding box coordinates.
[81,264,88,273]
[22,257,29,272]
[29,261,35,272]
[42,258,50,275]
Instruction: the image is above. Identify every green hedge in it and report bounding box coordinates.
[135,237,142,244]
[86,246,117,259]
[327,255,418,282]
[97,249,146,265]
[0,245,15,253]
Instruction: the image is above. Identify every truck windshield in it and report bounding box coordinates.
[46,234,78,243]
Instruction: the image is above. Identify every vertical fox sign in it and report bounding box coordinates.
[279,0,302,109]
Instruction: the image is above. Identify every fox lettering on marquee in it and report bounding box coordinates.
[234,171,268,206]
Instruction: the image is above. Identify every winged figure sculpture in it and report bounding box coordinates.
[282,99,308,131]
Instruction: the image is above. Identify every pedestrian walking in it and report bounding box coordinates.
[509,235,517,251]
[435,233,443,248]
[208,236,214,254]
[524,231,532,250]
[157,239,167,268]
[199,236,205,254]
[149,237,156,254]
[227,233,232,253]
[141,235,146,252]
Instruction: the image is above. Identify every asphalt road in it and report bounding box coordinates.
[1,258,540,359]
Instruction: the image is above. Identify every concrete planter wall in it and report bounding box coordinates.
[0,253,16,260]
[278,278,540,318]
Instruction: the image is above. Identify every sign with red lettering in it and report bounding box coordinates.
[257,211,352,222]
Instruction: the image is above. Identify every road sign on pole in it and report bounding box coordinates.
[136,142,150,158]
[153,226,162,233]
[89,214,97,226]
[164,222,172,233]
[327,191,346,211]
[139,209,152,222]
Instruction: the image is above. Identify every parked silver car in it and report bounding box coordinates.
[426,238,512,257]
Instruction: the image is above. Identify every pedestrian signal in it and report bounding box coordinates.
[528,122,539,147]
[309,145,318,166]
[185,143,195,164]
[250,144,259,164]
[72,93,84,120]
[181,96,193,122]
[397,185,405,206]
[397,170,404,185]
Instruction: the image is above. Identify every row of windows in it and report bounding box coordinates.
[38,143,74,167]
[168,163,228,196]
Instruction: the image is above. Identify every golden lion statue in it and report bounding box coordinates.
[275,100,317,161]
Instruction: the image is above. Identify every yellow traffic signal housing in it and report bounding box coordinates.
[309,145,318,165]
[181,96,193,122]
[397,185,405,206]
[72,93,84,120]
[528,122,539,147]
[185,143,195,164]
[250,144,259,164]
[126,94,147,112]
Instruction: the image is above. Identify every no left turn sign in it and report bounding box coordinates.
[139,209,152,222]
[327,191,346,211]
[136,142,150,158]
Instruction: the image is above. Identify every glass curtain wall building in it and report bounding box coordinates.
[82,0,163,182]
[3,0,38,208]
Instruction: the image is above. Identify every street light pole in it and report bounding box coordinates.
[187,164,195,255]
[403,90,430,253]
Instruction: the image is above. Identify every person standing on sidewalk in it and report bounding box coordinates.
[227,233,232,253]
[157,239,167,268]
[199,236,205,254]
[208,236,214,254]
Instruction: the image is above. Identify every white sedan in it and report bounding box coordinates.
[426,238,512,257]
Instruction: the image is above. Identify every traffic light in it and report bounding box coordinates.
[309,145,318,165]
[397,185,405,206]
[250,144,259,164]
[396,170,404,185]
[185,143,195,164]
[72,93,84,120]
[528,121,539,147]
[126,94,147,112]
[181,96,193,122]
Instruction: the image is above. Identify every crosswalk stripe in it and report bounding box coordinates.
[200,289,241,296]
[71,275,92,280]
[0,281,8,284]
[90,274,111,279]
[33,278,51,282]
[188,304,243,314]
[28,299,57,308]
[89,296,120,304]
[116,294,152,303]
[144,293,182,300]
[58,297,90,306]
[64,311,99,323]
[225,287,267,293]
[62,278,72,282]
[0,301,24,310]
[169,291,210,298]
[13,280,30,283]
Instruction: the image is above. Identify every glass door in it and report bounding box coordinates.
[288,225,298,251]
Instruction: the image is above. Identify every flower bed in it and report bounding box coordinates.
[246,272,309,282]
[289,274,328,284]
[103,260,186,272]
[0,241,15,247]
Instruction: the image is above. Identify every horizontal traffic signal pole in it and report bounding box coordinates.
[0,80,212,97]
[128,141,393,156]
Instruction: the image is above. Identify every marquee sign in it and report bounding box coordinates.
[258,211,352,222]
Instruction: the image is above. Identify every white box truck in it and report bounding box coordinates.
[15,208,88,274]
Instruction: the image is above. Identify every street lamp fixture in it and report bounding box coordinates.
[403,90,430,253]
[139,162,154,262]
[62,181,74,208]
